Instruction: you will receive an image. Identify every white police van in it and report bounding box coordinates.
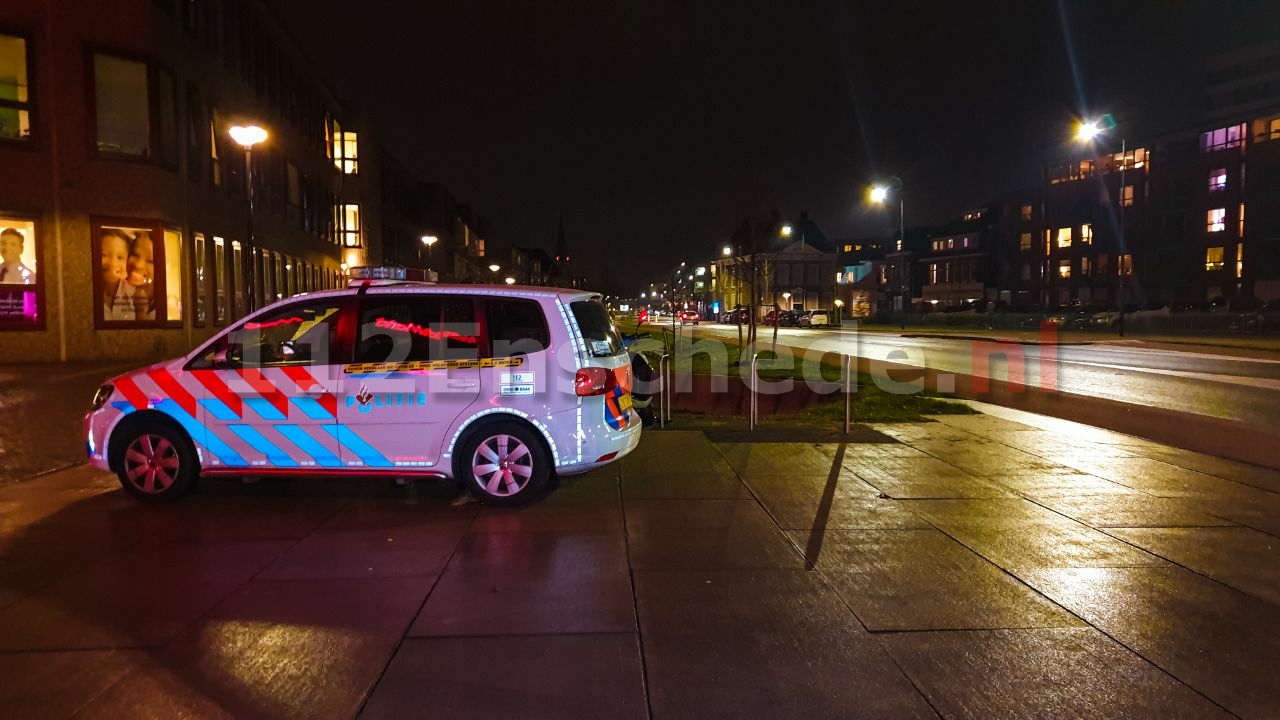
[85,268,641,506]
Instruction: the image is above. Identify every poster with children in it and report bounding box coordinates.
[0,217,39,324]
[96,223,160,323]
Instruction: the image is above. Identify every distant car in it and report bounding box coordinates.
[764,309,800,327]
[678,310,701,325]
[798,309,831,328]
[722,308,751,324]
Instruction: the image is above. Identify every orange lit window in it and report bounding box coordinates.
[1120,185,1134,207]
[1080,224,1093,244]
[1207,208,1226,232]
[1019,233,1031,251]
[1237,244,1244,278]
[1058,260,1071,279]
[1119,254,1133,276]
[1239,203,1245,238]
[1020,204,1033,221]
[1081,257,1091,275]
[1056,228,1072,248]
[1205,246,1225,271]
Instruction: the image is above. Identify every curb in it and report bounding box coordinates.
[902,333,1094,346]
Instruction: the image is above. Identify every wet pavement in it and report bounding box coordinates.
[0,361,139,487]
[2,403,1280,718]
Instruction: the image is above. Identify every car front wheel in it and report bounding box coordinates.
[112,419,199,503]
[456,421,551,506]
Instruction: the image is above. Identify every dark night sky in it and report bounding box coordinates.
[274,0,1277,291]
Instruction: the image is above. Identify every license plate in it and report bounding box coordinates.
[619,393,633,412]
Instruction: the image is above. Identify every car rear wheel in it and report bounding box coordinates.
[456,421,551,506]
[113,420,199,503]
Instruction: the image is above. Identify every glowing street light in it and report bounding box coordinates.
[722,245,732,256]
[1074,120,1103,142]
[781,224,793,237]
[869,178,907,328]
[229,124,268,311]
[488,264,500,273]
[868,185,889,204]
[504,276,516,285]
[1072,114,1127,337]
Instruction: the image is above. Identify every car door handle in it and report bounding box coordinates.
[447,380,478,389]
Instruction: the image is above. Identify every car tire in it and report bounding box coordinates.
[455,421,551,507]
[111,417,200,503]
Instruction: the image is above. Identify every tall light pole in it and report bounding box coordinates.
[229,125,268,313]
[870,178,906,329]
[1075,116,1126,337]
[420,234,438,278]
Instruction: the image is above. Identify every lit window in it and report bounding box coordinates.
[331,119,358,174]
[1253,116,1280,142]
[1239,203,1245,238]
[895,239,902,251]
[1205,246,1225,271]
[1207,208,1226,232]
[1056,227,1072,248]
[1119,254,1133,276]
[1111,147,1147,170]
[0,34,33,142]
[843,244,852,252]
[1019,233,1031,251]
[929,263,938,284]
[1020,204,1033,221]
[1120,185,1134,207]
[855,244,862,251]
[1200,124,1246,152]
[947,238,955,249]
[1058,260,1071,279]
[1208,168,1227,192]
[1081,257,1091,275]
[1237,244,1244,278]
[209,110,222,186]
[1080,224,1093,244]
[337,203,361,247]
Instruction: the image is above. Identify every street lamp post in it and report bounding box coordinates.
[1075,117,1127,337]
[488,263,500,284]
[870,178,906,329]
[420,235,438,279]
[834,298,844,325]
[229,124,268,313]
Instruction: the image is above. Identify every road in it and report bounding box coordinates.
[692,324,1280,429]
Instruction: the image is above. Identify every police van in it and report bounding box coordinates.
[85,268,641,506]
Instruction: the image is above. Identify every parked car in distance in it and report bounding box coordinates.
[798,309,831,328]
[764,309,801,327]
[677,310,701,325]
[722,308,751,324]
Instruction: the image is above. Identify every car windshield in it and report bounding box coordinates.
[571,299,623,357]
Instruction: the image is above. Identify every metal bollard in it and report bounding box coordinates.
[658,353,670,429]
[749,352,761,430]
[844,354,852,436]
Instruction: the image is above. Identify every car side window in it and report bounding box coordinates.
[486,298,550,358]
[355,295,482,364]
[223,301,344,368]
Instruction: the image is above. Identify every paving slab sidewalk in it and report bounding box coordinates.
[1,410,1278,717]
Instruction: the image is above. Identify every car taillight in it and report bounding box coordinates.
[575,367,615,396]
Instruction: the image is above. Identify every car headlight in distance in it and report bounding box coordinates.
[91,384,115,410]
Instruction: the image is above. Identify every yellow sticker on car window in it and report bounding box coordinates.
[343,357,524,374]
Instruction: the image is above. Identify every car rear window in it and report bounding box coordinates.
[571,300,622,357]
[487,298,550,357]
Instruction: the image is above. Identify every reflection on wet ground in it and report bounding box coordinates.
[2,403,1278,717]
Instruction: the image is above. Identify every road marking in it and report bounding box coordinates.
[1056,359,1280,391]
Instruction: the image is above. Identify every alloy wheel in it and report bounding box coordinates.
[123,433,181,495]
[471,434,534,497]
